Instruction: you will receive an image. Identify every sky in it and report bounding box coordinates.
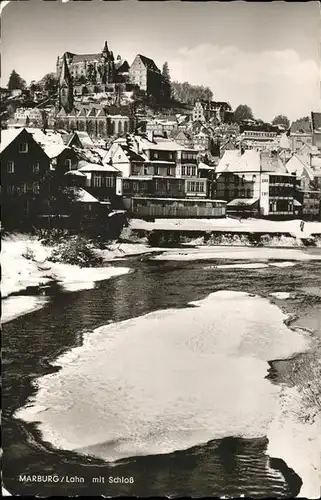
[1,0,321,122]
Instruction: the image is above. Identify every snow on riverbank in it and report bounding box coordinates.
[1,235,130,321]
[130,218,321,237]
[154,246,321,262]
[2,296,49,324]
[268,386,321,499]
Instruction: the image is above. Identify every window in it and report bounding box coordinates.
[123,180,130,190]
[7,161,15,173]
[144,167,148,175]
[191,166,196,176]
[186,166,191,176]
[155,167,159,175]
[167,167,171,176]
[19,142,28,153]
[105,177,115,188]
[93,175,102,187]
[33,163,40,173]
[64,159,72,170]
[32,182,40,194]
[154,152,158,159]
[6,184,14,194]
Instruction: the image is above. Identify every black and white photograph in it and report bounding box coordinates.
[1,0,321,497]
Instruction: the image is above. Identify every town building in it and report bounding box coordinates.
[145,118,178,137]
[289,117,313,153]
[215,150,299,217]
[13,107,44,127]
[192,100,233,124]
[239,123,280,152]
[1,128,50,227]
[285,152,321,218]
[103,135,215,217]
[128,54,170,100]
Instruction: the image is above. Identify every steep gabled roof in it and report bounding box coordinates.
[0,128,25,154]
[136,54,160,72]
[121,145,147,162]
[116,60,130,73]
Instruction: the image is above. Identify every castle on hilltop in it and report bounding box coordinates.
[56,41,130,96]
[56,40,170,100]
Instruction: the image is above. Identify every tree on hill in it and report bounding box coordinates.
[272,114,290,129]
[290,116,311,133]
[233,104,254,124]
[162,62,171,83]
[171,81,213,105]
[7,70,26,90]
[37,73,59,94]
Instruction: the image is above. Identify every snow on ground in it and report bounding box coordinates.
[216,263,269,269]
[1,235,131,321]
[48,264,130,292]
[2,296,49,324]
[269,292,292,300]
[154,246,321,262]
[1,235,52,298]
[267,386,321,499]
[130,218,321,238]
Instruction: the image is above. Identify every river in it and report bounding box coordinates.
[2,251,321,497]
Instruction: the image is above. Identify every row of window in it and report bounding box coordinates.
[6,161,40,174]
[269,186,294,197]
[92,175,115,188]
[243,132,276,137]
[151,151,175,160]
[269,200,292,212]
[7,182,40,194]
[269,176,295,185]
[186,181,205,193]
[181,165,197,176]
[181,152,198,161]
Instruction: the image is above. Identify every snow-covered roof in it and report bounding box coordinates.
[75,132,94,148]
[65,170,86,177]
[78,161,119,173]
[0,128,25,153]
[74,188,99,203]
[43,144,69,159]
[216,150,286,174]
[227,198,259,207]
[198,162,215,170]
[147,139,190,152]
[27,128,65,146]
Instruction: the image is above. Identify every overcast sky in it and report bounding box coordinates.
[2,0,321,121]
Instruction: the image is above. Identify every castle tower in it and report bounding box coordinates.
[59,54,74,114]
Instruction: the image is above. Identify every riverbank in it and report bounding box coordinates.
[1,234,131,323]
[130,217,321,238]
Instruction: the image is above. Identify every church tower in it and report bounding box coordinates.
[59,54,74,113]
[101,40,115,84]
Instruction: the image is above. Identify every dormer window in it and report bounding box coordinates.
[19,142,28,153]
